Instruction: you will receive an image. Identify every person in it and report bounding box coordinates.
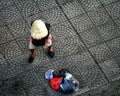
[45,69,79,94]
[28,19,54,63]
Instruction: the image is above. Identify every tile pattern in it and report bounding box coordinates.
[0,0,120,96]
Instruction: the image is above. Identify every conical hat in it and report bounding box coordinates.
[30,19,48,40]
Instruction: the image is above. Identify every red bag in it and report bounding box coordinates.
[50,77,62,90]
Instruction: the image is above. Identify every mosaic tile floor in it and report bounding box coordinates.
[0,0,120,96]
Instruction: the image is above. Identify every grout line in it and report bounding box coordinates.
[98,0,120,68]
[98,0,120,33]
[55,0,110,83]
[77,0,112,83]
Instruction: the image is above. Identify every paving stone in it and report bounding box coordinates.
[68,52,108,89]
[56,0,74,4]
[27,85,48,96]
[61,0,85,19]
[15,0,40,18]
[78,0,102,12]
[0,0,120,96]
[0,17,6,27]
[0,25,14,44]
[15,36,30,56]
[74,86,90,96]
[38,7,67,25]
[89,43,115,63]
[70,14,95,32]
[108,73,120,82]
[96,21,120,41]
[104,1,120,20]
[1,5,22,24]
[107,37,120,57]
[24,14,42,28]
[52,21,85,55]
[34,0,57,12]
[70,16,103,47]
[99,0,119,5]
[78,28,103,47]
[0,54,11,80]
[0,0,14,9]
[6,55,29,76]
[114,18,120,32]
[16,69,42,89]
[7,19,29,38]
[0,40,23,60]
[87,80,120,96]
[0,90,4,96]
[87,7,111,26]
[12,0,34,4]
[0,59,16,80]
[98,58,120,80]
[0,77,27,96]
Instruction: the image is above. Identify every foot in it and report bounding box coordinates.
[28,56,34,63]
[48,46,54,58]
[28,49,35,63]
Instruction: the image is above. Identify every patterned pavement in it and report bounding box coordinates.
[0,0,120,96]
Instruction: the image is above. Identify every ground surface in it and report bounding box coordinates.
[0,0,120,96]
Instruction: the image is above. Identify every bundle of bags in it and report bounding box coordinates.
[45,69,79,94]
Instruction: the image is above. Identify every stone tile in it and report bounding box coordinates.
[1,5,22,24]
[6,54,29,76]
[0,17,6,27]
[52,21,85,54]
[96,21,120,41]
[78,28,103,47]
[108,73,120,81]
[0,60,16,80]
[0,25,14,44]
[107,37,120,57]
[87,7,111,26]
[56,0,73,4]
[105,1,120,20]
[7,19,29,38]
[1,76,29,96]
[38,7,67,25]
[70,14,95,32]
[68,52,108,88]
[0,54,11,80]
[0,90,3,96]
[0,0,14,9]
[27,85,48,96]
[15,0,40,18]
[98,58,120,79]
[15,36,29,56]
[0,0,120,95]
[13,0,34,4]
[99,0,119,5]
[13,0,34,3]
[34,0,57,12]
[0,40,23,60]
[89,43,115,63]
[74,86,90,96]
[24,14,41,28]
[114,18,120,31]
[78,0,102,12]
[16,70,41,89]
[61,0,85,19]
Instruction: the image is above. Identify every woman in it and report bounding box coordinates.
[28,19,54,63]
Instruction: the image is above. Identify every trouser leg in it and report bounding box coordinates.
[28,49,35,63]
